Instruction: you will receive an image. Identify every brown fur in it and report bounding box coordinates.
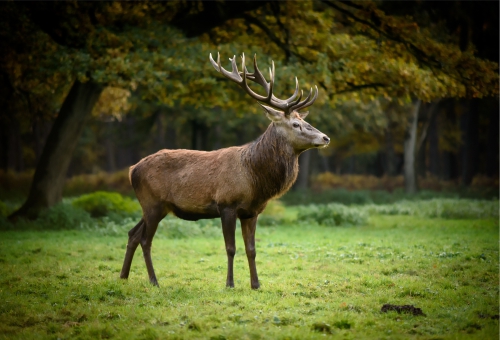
[120,113,329,289]
[120,116,329,289]
[130,123,297,220]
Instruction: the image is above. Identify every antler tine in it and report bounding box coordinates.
[290,85,319,112]
[209,52,220,71]
[210,52,243,83]
[241,53,269,102]
[268,61,274,102]
[210,52,318,115]
[279,77,301,108]
[244,54,270,91]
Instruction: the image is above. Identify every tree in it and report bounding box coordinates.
[4,0,498,219]
[6,1,271,219]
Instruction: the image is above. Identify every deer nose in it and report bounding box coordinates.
[323,136,330,143]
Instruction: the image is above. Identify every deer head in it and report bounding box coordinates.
[209,53,330,152]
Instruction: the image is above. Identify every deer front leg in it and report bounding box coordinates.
[241,216,260,289]
[220,208,237,288]
[140,207,163,286]
[120,218,144,279]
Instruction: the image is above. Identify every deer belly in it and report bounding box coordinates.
[171,201,220,221]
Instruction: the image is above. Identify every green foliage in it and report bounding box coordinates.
[0,201,9,217]
[297,203,368,226]
[1,202,94,231]
[63,169,134,197]
[158,216,220,239]
[366,199,499,220]
[72,191,140,218]
[282,187,498,206]
[258,200,287,226]
[38,203,94,230]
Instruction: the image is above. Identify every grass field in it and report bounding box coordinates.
[0,202,498,339]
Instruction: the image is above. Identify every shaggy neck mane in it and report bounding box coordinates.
[242,123,299,202]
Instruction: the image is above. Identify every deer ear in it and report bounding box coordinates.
[298,111,309,119]
[260,104,284,122]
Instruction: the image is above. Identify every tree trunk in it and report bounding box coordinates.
[485,100,499,177]
[7,118,24,171]
[104,121,117,172]
[9,80,103,220]
[191,120,209,151]
[428,112,440,177]
[404,100,421,194]
[441,100,459,180]
[385,127,397,176]
[460,99,479,186]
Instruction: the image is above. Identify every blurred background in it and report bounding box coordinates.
[0,1,498,217]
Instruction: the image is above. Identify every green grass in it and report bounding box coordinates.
[0,210,498,339]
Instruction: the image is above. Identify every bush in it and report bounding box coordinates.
[157,216,220,239]
[259,200,287,226]
[38,202,94,229]
[0,201,9,217]
[64,169,133,197]
[282,189,373,206]
[365,199,499,219]
[297,203,368,226]
[72,191,141,218]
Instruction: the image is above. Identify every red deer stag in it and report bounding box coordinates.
[120,52,330,289]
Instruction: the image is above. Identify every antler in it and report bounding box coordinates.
[209,52,318,116]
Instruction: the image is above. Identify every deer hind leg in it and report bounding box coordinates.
[141,206,164,286]
[120,218,144,280]
[241,216,260,289]
[220,208,237,288]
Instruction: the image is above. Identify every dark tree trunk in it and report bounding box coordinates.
[33,119,52,165]
[155,111,166,150]
[385,127,397,176]
[9,80,103,220]
[104,122,117,172]
[165,124,177,150]
[416,140,427,178]
[460,99,479,186]
[6,117,24,172]
[320,155,330,173]
[441,100,459,180]
[428,112,440,177]
[294,150,311,190]
[191,120,209,151]
[404,100,421,193]
[485,100,499,177]
[212,123,223,150]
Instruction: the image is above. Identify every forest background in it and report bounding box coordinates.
[0,0,498,219]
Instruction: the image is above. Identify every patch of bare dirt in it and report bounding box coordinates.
[381,304,426,316]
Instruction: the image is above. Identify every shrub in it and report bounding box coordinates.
[259,200,287,226]
[282,189,372,206]
[297,203,368,226]
[38,202,94,230]
[0,201,9,217]
[157,216,220,239]
[64,169,133,197]
[365,199,499,219]
[72,191,141,218]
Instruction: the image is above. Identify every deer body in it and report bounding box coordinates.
[131,124,298,221]
[120,53,329,289]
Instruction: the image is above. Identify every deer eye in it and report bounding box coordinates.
[292,122,300,128]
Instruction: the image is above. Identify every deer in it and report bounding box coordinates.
[119,52,330,289]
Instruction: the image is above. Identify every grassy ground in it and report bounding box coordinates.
[0,213,498,339]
